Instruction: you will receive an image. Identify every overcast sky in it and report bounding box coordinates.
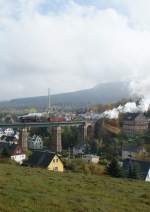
[0,0,150,100]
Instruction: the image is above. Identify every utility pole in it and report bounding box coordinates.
[48,88,51,116]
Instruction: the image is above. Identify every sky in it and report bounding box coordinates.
[0,0,150,100]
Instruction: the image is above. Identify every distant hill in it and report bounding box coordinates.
[0,81,131,109]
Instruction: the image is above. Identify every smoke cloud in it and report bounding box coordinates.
[103,100,149,119]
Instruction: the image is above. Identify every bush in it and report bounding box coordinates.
[88,163,105,176]
[99,158,108,166]
[64,159,104,176]
[65,159,86,173]
[106,158,124,178]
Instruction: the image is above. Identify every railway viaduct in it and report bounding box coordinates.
[0,121,95,153]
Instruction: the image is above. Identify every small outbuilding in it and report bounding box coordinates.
[82,154,99,164]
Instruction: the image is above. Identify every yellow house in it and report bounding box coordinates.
[27,150,64,172]
[48,154,64,172]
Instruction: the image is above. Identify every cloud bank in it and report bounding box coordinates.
[0,0,150,100]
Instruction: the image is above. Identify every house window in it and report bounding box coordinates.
[56,159,58,163]
[53,159,55,163]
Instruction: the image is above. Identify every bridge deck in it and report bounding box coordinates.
[0,121,85,128]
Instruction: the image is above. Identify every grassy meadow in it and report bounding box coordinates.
[0,162,150,212]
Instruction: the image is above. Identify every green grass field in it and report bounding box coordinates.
[0,162,150,212]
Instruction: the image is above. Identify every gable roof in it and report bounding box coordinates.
[5,136,17,142]
[26,150,58,168]
[123,159,150,180]
[0,142,23,156]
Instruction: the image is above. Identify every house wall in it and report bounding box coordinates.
[91,157,99,164]
[122,114,148,136]
[48,155,64,172]
[28,137,43,150]
[82,155,99,164]
[122,151,137,159]
[11,154,26,164]
[145,169,150,182]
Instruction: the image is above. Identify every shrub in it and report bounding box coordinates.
[88,163,104,176]
[64,159,104,176]
[106,158,123,178]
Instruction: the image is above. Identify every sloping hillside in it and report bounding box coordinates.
[0,162,150,212]
[0,81,130,109]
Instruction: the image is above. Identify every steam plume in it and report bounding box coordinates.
[103,99,149,119]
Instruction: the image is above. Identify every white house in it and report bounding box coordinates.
[28,135,43,150]
[10,145,26,164]
[0,142,26,164]
[82,154,99,164]
[4,128,14,136]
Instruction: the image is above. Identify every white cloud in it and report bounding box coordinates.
[0,0,150,100]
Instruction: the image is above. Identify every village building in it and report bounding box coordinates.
[0,142,26,164]
[4,128,14,136]
[0,128,3,138]
[73,144,85,155]
[0,135,18,144]
[122,113,148,136]
[28,135,43,150]
[25,150,64,172]
[122,145,147,160]
[14,132,19,140]
[123,159,150,182]
[82,154,99,164]
[5,136,18,144]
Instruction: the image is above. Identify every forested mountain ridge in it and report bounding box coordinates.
[0,81,130,109]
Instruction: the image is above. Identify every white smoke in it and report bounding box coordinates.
[103,108,119,119]
[103,99,149,119]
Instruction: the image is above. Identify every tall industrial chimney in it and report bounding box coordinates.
[48,88,51,115]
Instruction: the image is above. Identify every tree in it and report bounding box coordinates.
[107,158,123,178]
[62,127,80,149]
[90,140,99,154]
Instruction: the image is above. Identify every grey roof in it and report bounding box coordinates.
[123,145,144,152]
[5,136,17,142]
[123,159,150,180]
[26,150,57,168]
[123,113,140,121]
[0,142,19,156]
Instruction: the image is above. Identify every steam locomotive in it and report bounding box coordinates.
[18,113,65,123]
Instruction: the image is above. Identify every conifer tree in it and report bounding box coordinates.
[107,158,123,178]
